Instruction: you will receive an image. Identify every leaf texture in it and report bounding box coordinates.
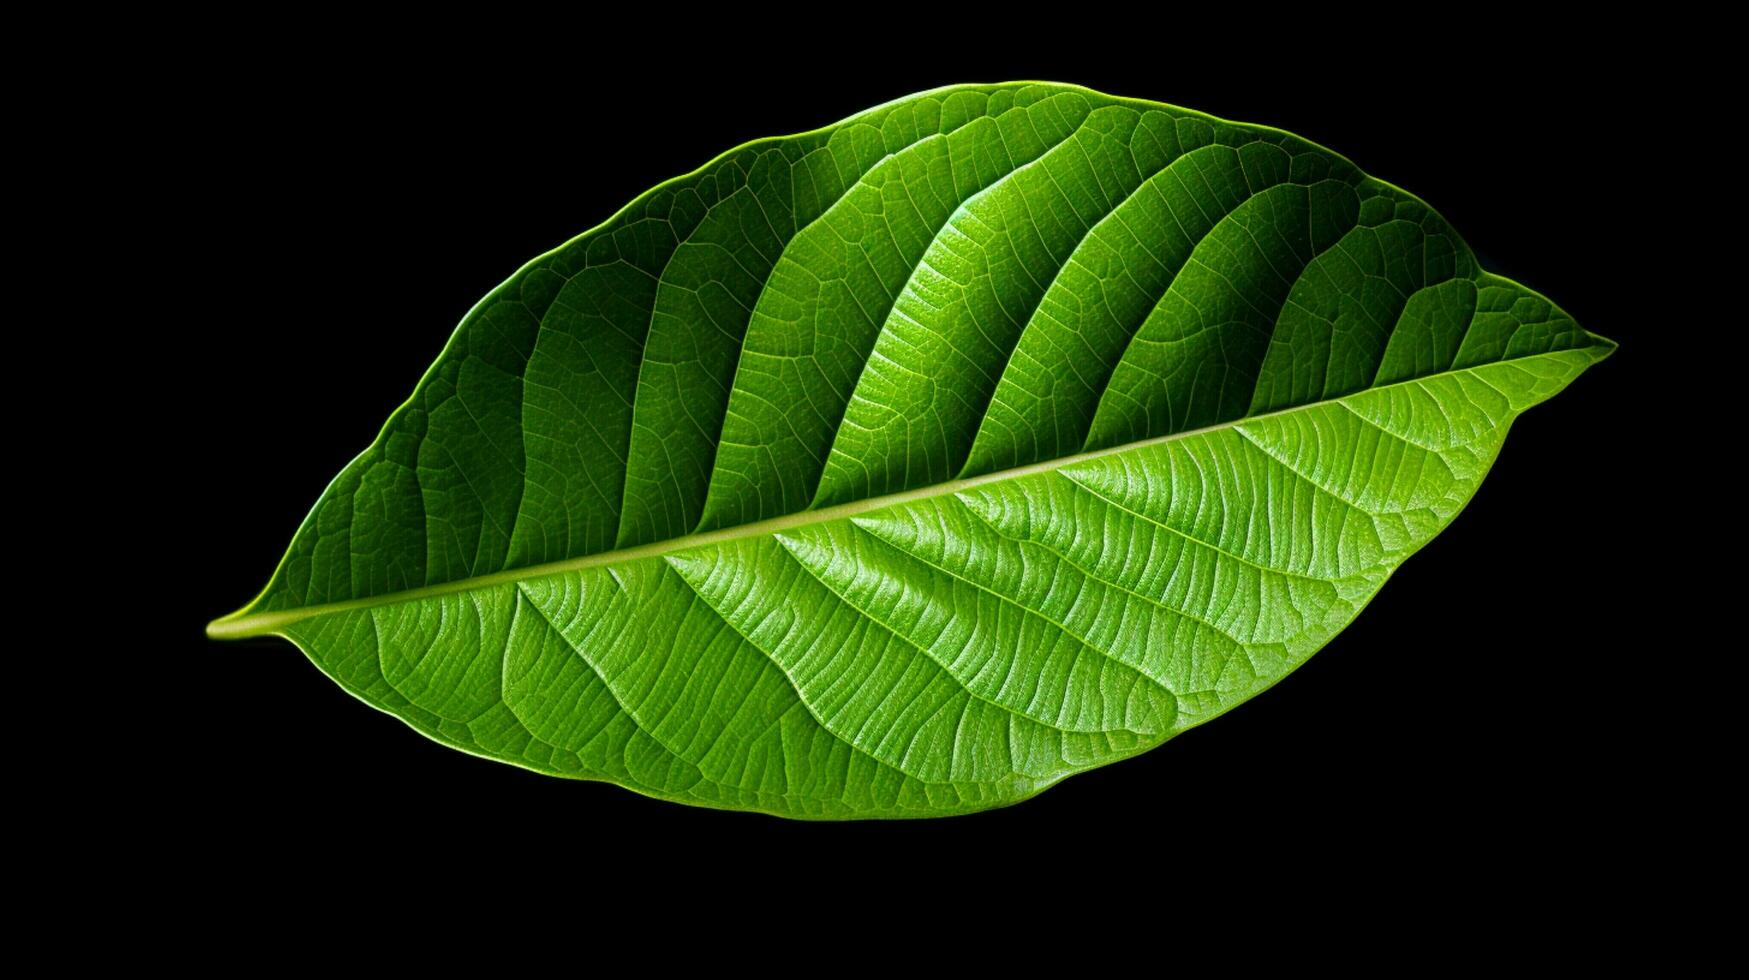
[208,82,1615,819]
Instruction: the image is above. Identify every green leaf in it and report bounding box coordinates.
[207,81,1614,819]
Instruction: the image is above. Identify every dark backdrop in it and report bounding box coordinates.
[159,48,1672,886]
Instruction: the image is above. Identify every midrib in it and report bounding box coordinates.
[206,345,1601,640]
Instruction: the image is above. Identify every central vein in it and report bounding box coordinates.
[204,346,1589,640]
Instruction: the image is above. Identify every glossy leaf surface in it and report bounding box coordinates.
[208,82,1614,818]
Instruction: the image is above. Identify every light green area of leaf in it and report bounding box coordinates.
[209,82,1614,819]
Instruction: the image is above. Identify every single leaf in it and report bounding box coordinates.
[207,81,1614,819]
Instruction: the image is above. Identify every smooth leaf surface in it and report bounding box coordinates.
[208,82,1614,819]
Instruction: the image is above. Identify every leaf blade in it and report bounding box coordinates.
[208,82,1615,819]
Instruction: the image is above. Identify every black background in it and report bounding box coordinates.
[157,45,1678,885]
